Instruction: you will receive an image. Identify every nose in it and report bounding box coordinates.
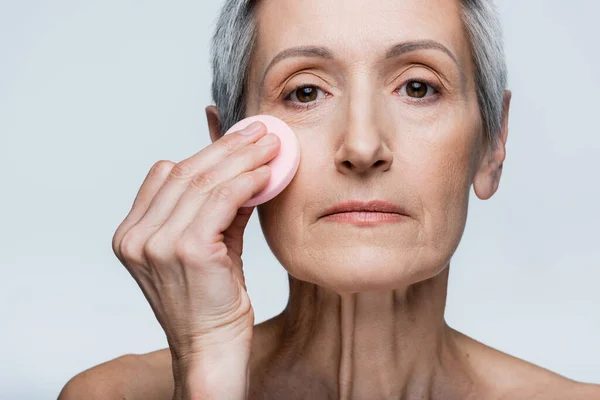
[334,91,393,175]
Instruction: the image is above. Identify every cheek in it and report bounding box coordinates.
[256,135,331,273]
[406,122,477,249]
[256,162,316,258]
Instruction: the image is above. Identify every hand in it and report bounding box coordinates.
[111,120,280,398]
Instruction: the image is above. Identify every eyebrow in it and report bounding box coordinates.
[259,39,462,90]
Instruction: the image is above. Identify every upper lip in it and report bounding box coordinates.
[320,200,408,218]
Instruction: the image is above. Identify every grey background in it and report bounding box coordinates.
[1,1,598,398]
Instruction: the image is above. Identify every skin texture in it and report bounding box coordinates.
[59,0,600,398]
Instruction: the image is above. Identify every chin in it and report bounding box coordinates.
[285,245,450,294]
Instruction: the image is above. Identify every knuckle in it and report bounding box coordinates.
[244,171,258,187]
[143,231,172,265]
[152,160,175,176]
[190,171,215,191]
[173,238,203,266]
[217,135,238,154]
[213,183,234,201]
[119,227,148,266]
[112,228,124,260]
[174,238,226,266]
[169,161,194,180]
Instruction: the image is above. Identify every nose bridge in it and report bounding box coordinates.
[335,69,391,173]
[346,70,377,136]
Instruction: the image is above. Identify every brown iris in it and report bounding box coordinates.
[295,86,318,102]
[406,81,427,98]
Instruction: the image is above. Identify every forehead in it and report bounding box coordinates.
[252,0,471,73]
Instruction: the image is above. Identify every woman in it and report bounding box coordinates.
[59,0,599,398]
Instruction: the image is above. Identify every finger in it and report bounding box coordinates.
[135,122,267,230]
[112,160,174,259]
[155,132,280,237]
[223,206,255,257]
[182,165,272,246]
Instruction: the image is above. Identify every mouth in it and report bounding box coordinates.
[320,211,408,225]
[319,200,409,225]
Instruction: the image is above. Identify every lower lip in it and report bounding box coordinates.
[320,211,408,225]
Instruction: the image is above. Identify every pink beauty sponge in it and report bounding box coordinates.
[224,115,300,207]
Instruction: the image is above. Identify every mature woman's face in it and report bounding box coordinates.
[246,0,492,292]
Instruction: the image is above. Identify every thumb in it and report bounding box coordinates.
[223,206,255,257]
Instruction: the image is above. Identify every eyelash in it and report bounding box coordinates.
[282,79,441,110]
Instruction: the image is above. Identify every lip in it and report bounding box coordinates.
[320,200,408,219]
[320,211,408,225]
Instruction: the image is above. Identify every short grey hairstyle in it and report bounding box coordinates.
[210,0,508,154]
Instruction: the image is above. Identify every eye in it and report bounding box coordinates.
[285,85,327,105]
[398,80,438,99]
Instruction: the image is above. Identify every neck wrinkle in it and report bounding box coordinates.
[266,263,475,399]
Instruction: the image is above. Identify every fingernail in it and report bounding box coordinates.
[240,121,263,135]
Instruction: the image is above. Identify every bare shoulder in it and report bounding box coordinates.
[561,382,600,399]
[58,348,174,400]
[450,328,600,399]
[56,321,279,400]
[501,380,600,400]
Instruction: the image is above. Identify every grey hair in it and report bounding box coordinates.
[210,0,507,154]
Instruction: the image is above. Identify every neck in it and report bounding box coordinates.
[260,264,480,399]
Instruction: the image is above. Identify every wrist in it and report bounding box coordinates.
[171,341,252,400]
[173,363,250,400]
